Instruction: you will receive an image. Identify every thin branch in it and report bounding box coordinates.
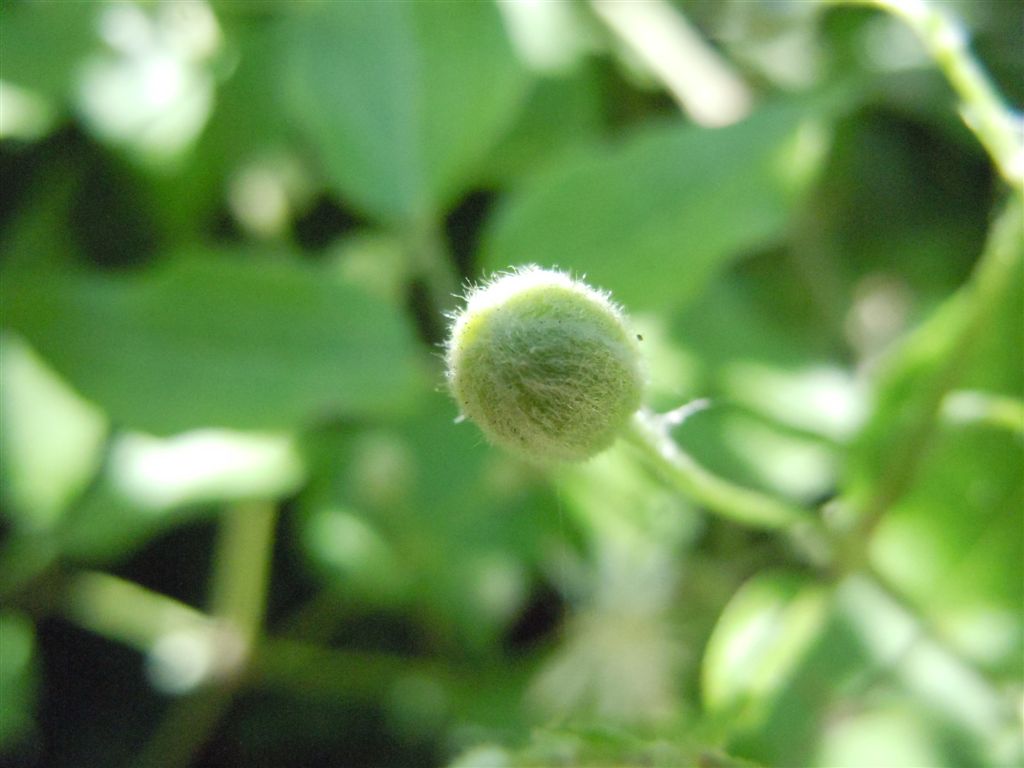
[836,0,1023,186]
[63,570,211,651]
[623,409,818,532]
[135,501,278,768]
[853,196,1022,543]
[208,500,278,649]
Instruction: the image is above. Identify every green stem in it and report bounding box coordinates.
[254,638,452,700]
[843,568,1017,742]
[624,409,818,532]
[135,501,277,768]
[208,500,277,646]
[63,570,211,651]
[253,636,533,717]
[626,1,1019,547]
[853,196,1022,542]
[837,0,1022,186]
[135,686,237,768]
[942,390,1024,435]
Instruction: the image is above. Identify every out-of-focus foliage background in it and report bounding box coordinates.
[1,1,1021,766]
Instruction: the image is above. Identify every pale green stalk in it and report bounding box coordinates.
[63,571,211,651]
[942,390,1024,435]
[852,195,1022,544]
[624,409,816,532]
[135,501,278,768]
[837,0,1022,187]
[207,500,278,647]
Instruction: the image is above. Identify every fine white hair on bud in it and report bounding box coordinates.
[445,265,644,462]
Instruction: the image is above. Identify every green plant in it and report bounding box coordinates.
[0,0,1020,767]
[446,266,814,531]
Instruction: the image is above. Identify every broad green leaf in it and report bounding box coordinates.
[703,568,1011,767]
[107,429,305,511]
[865,422,1023,676]
[0,252,422,435]
[0,2,97,103]
[703,571,830,723]
[702,572,874,766]
[813,703,952,768]
[664,253,861,436]
[296,392,555,649]
[480,68,603,185]
[843,202,1023,673]
[54,474,208,564]
[449,725,744,768]
[52,427,304,563]
[281,1,528,223]
[811,97,993,303]
[673,406,839,504]
[483,101,829,310]
[0,334,107,532]
[393,397,554,644]
[834,575,1021,767]
[301,504,409,603]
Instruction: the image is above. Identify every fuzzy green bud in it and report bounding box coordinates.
[445,266,644,462]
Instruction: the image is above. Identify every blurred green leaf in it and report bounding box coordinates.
[0,611,37,753]
[868,421,1019,626]
[843,202,1023,672]
[300,504,410,604]
[449,723,766,768]
[813,702,955,768]
[942,390,1024,435]
[703,571,830,725]
[673,407,839,504]
[813,104,993,304]
[833,576,1020,767]
[54,476,196,564]
[704,569,1017,768]
[35,428,305,564]
[0,334,107,532]
[480,67,604,185]
[105,429,305,510]
[296,393,555,649]
[643,271,853,504]
[0,252,422,434]
[392,400,557,648]
[867,422,1023,674]
[845,201,1022,477]
[281,1,528,223]
[483,100,829,310]
[0,2,97,104]
[702,571,875,767]
[55,448,293,565]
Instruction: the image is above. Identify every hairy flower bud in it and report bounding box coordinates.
[445,266,644,462]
